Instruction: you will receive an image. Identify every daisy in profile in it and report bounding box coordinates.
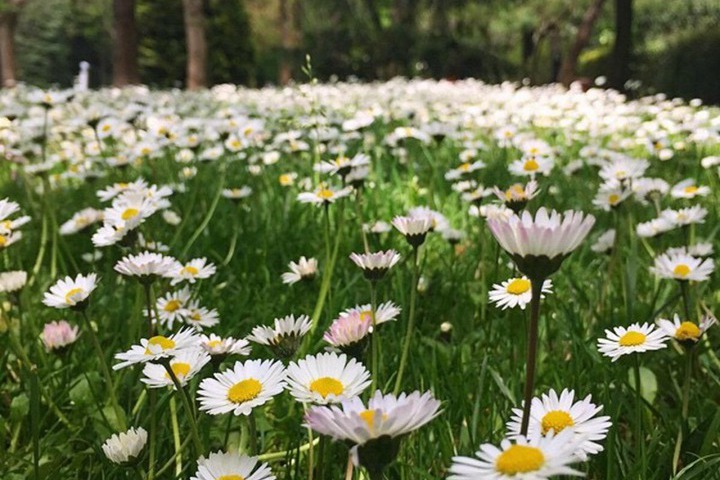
[222,186,253,202]
[115,251,179,281]
[142,348,210,389]
[59,207,103,235]
[305,390,441,474]
[461,185,494,206]
[154,286,192,329]
[170,258,216,285]
[102,427,148,466]
[323,311,373,354]
[392,215,433,248]
[447,429,583,480]
[489,277,553,310]
[650,251,714,282]
[636,217,674,238]
[506,388,612,459]
[297,184,352,205]
[286,352,371,405]
[197,359,286,416]
[493,181,539,213]
[340,301,401,325]
[661,206,707,227]
[656,313,716,346]
[670,179,710,199]
[198,333,251,358]
[0,270,27,293]
[408,206,449,232]
[190,451,275,480]
[41,320,80,352]
[349,250,401,281]
[42,273,98,310]
[597,322,669,362]
[247,314,312,359]
[281,256,318,285]
[113,328,198,369]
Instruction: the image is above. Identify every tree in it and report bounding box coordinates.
[112,0,139,86]
[0,0,26,87]
[609,0,632,89]
[558,0,607,86]
[182,0,206,89]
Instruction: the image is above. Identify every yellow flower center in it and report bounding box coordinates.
[164,299,182,312]
[673,264,691,278]
[207,339,222,348]
[101,124,111,132]
[64,287,85,303]
[496,445,545,474]
[608,194,621,205]
[317,188,334,200]
[309,377,344,398]
[675,321,701,341]
[218,476,244,480]
[0,235,7,247]
[683,186,698,195]
[505,184,524,200]
[359,409,387,431]
[165,362,191,380]
[541,410,574,435]
[2,220,12,229]
[459,162,471,172]
[189,311,202,322]
[145,336,176,354]
[506,278,531,295]
[182,265,199,276]
[227,378,262,403]
[359,310,374,323]
[121,208,140,221]
[230,140,241,149]
[619,331,646,347]
[279,174,294,186]
[523,159,539,172]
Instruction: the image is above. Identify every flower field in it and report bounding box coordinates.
[1,79,720,479]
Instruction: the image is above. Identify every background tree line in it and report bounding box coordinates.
[0,0,718,102]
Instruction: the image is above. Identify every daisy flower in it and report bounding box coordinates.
[0,270,27,293]
[197,359,286,416]
[297,185,352,205]
[408,206,450,231]
[444,160,486,180]
[670,179,710,199]
[102,427,148,465]
[597,322,669,362]
[286,352,371,405]
[598,157,649,183]
[190,451,275,480]
[198,333,252,357]
[59,207,103,235]
[114,251,179,280]
[488,277,553,310]
[447,429,583,480]
[113,328,198,369]
[247,314,312,359]
[142,348,210,390]
[349,250,401,281]
[461,185,494,205]
[41,320,80,352]
[486,207,595,279]
[508,155,554,177]
[281,256,318,285]
[650,252,714,282]
[340,301,401,325]
[392,215,433,248]
[222,186,253,201]
[323,311,373,350]
[42,273,98,310]
[592,185,632,211]
[153,286,192,329]
[506,388,612,459]
[636,217,674,238]
[184,301,221,330]
[170,258,216,285]
[660,206,707,226]
[493,181,539,213]
[656,313,716,345]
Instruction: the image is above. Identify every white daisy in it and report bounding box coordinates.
[349,250,401,281]
[656,313,716,344]
[141,348,210,390]
[597,322,669,362]
[670,179,710,199]
[222,186,253,201]
[488,277,553,310]
[197,359,286,416]
[0,270,27,293]
[281,256,318,285]
[408,206,450,232]
[340,301,401,325]
[247,314,312,359]
[506,388,612,460]
[297,185,352,205]
[492,181,539,212]
[190,451,275,480]
[323,311,373,348]
[592,185,632,211]
[60,207,103,235]
[198,333,252,357]
[392,215,433,247]
[113,328,199,370]
[447,429,584,480]
[41,320,80,351]
[508,155,554,177]
[170,258,216,285]
[636,217,674,238]
[42,273,98,310]
[286,352,371,405]
[114,251,179,280]
[660,206,707,226]
[153,286,192,329]
[184,301,221,330]
[102,427,148,465]
[650,252,714,282]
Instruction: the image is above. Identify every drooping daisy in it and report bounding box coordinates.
[297,184,352,205]
[0,270,27,293]
[670,179,710,199]
[506,388,612,459]
[650,252,714,282]
[305,390,441,470]
[41,320,80,352]
[486,207,595,280]
[247,314,312,359]
[489,277,553,310]
[281,256,318,285]
[42,273,98,310]
[113,328,199,369]
[170,258,216,285]
[286,352,371,405]
[597,322,669,362]
[392,215,433,248]
[190,451,275,480]
[349,250,401,281]
[154,286,192,329]
[102,427,148,465]
[447,429,584,480]
[114,251,179,281]
[142,348,210,390]
[656,313,716,345]
[197,359,286,416]
[198,333,252,357]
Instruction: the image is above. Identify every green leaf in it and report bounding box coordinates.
[10,393,29,421]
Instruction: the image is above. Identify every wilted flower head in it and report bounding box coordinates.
[41,320,80,352]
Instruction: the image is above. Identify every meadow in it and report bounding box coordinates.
[1,78,720,479]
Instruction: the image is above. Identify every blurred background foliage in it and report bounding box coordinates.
[7,0,720,102]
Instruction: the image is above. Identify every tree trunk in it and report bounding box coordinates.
[0,9,19,88]
[559,0,607,86]
[278,0,291,85]
[182,0,207,90]
[112,0,140,86]
[609,0,632,90]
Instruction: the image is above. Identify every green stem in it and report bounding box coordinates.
[142,282,155,337]
[633,356,646,476]
[147,389,157,480]
[673,350,694,474]
[247,412,258,456]
[370,281,379,392]
[256,437,320,462]
[162,362,204,456]
[180,169,226,258]
[307,421,315,480]
[316,435,326,480]
[394,247,420,395]
[520,277,544,435]
[169,396,183,477]
[679,281,692,320]
[355,189,370,253]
